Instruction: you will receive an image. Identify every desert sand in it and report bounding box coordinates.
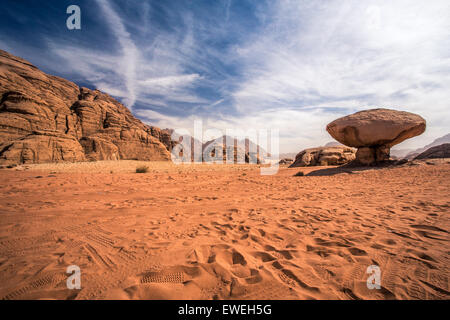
[0,160,449,300]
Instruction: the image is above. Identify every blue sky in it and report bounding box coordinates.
[1,0,449,153]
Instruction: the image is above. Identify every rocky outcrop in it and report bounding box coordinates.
[0,50,174,165]
[166,130,204,163]
[0,130,86,164]
[326,108,426,165]
[414,143,450,160]
[289,146,356,167]
[168,133,265,164]
[405,133,450,159]
[202,136,262,164]
[279,158,294,165]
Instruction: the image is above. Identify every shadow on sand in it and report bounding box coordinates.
[300,160,406,177]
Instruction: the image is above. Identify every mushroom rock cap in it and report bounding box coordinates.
[326,108,426,148]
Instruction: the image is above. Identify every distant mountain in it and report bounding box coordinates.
[279,153,297,160]
[414,143,450,160]
[164,129,203,162]
[203,135,264,164]
[390,148,415,159]
[168,134,266,163]
[324,141,343,147]
[405,133,450,159]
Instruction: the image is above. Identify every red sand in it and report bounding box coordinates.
[0,160,448,300]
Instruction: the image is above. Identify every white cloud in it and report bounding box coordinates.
[208,99,225,108]
[24,0,450,152]
[48,0,209,111]
[138,74,204,103]
[137,107,342,153]
[228,0,450,150]
[95,0,139,108]
[140,74,201,88]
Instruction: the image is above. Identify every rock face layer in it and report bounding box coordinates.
[289,146,356,167]
[0,50,174,165]
[326,109,426,165]
[414,143,450,160]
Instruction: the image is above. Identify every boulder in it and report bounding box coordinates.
[0,50,173,165]
[279,158,294,165]
[326,108,426,165]
[414,143,450,160]
[289,146,356,167]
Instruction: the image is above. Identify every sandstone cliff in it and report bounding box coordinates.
[0,50,175,165]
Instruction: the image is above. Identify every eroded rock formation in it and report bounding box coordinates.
[414,143,450,160]
[202,136,262,164]
[289,146,356,167]
[279,158,294,165]
[326,109,426,165]
[0,50,174,165]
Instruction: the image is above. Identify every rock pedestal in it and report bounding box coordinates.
[326,109,426,165]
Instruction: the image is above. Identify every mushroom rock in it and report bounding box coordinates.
[326,109,426,165]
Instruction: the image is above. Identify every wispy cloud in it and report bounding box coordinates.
[2,0,449,152]
[225,0,232,22]
[208,99,225,108]
[48,0,213,112]
[230,0,450,148]
[95,0,139,108]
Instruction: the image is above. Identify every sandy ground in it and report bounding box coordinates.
[0,160,449,300]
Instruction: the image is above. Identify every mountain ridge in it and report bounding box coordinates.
[405,133,450,159]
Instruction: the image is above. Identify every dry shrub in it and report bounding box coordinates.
[136,166,149,173]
